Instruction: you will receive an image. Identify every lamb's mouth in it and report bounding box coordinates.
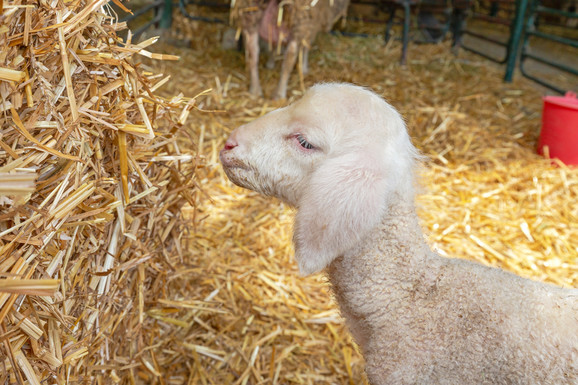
[221,162,256,189]
[221,159,249,173]
[219,150,248,170]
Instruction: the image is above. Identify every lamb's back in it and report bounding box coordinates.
[365,256,578,384]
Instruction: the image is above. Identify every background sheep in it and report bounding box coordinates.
[231,0,349,99]
[220,83,578,384]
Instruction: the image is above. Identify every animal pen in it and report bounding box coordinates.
[0,0,576,384]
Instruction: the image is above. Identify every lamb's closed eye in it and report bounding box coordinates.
[219,82,578,385]
[295,134,315,150]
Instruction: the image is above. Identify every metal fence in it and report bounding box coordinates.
[115,0,173,40]
[518,0,578,94]
[113,0,576,93]
[463,0,577,94]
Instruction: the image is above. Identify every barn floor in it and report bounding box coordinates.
[136,17,578,385]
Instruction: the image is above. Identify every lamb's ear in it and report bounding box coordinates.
[293,151,388,275]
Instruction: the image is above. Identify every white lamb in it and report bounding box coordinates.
[219,83,578,384]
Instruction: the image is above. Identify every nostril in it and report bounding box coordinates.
[224,138,238,151]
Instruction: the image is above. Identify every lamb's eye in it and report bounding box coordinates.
[296,134,314,150]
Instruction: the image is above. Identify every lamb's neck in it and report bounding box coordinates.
[326,199,441,342]
[328,200,436,282]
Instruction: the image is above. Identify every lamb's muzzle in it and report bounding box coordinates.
[219,83,578,384]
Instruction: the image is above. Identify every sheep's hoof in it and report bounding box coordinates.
[249,86,263,98]
[271,89,286,101]
[272,94,286,101]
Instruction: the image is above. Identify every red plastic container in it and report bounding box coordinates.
[538,92,578,165]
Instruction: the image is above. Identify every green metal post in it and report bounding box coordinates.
[159,0,173,30]
[504,0,529,82]
[401,0,411,65]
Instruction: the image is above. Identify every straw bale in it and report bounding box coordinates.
[135,12,575,384]
[1,1,202,382]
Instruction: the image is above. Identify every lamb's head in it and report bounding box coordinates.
[220,83,419,275]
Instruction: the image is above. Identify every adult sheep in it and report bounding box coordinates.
[231,0,349,99]
[219,83,578,384]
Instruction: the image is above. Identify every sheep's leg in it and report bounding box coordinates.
[273,39,299,100]
[301,46,310,75]
[266,48,276,69]
[243,29,262,97]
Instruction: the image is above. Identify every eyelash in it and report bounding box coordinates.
[296,134,314,150]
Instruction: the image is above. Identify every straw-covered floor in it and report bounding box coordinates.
[1,2,577,384]
[149,15,577,385]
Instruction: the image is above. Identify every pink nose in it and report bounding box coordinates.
[220,132,240,166]
[223,130,240,151]
[223,137,238,151]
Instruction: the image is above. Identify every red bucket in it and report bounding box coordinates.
[537,92,578,165]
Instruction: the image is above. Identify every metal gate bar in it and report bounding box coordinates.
[518,0,578,94]
[178,0,227,23]
[461,0,518,64]
[114,0,172,39]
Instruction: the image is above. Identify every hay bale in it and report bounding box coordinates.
[0,1,202,382]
